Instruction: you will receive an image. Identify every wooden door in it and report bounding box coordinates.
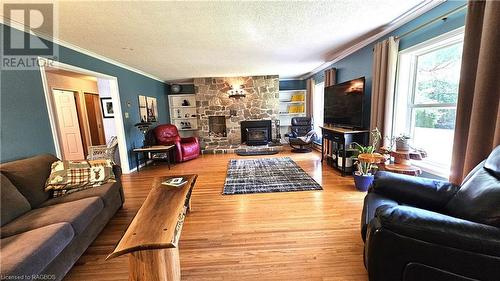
[73,92,90,156]
[52,89,85,160]
[84,93,106,145]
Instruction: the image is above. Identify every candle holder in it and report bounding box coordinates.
[134,121,152,147]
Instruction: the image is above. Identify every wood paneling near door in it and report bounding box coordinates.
[64,150,368,281]
[84,93,106,146]
[73,92,89,156]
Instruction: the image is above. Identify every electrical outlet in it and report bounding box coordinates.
[124,112,129,119]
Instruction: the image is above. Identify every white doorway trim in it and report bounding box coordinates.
[39,57,131,173]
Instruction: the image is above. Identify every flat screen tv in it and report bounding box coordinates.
[324,77,365,129]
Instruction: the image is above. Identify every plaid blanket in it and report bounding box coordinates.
[45,159,116,197]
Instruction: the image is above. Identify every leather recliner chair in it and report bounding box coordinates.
[153,124,200,162]
[285,117,317,153]
[361,145,500,281]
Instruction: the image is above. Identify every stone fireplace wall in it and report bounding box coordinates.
[194,75,279,151]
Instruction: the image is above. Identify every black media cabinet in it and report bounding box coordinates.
[320,126,369,176]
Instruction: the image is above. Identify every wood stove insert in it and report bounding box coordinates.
[240,120,272,146]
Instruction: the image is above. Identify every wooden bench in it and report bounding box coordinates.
[107,174,197,281]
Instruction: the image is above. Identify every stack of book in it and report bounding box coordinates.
[161,177,187,187]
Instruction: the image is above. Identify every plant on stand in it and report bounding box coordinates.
[387,134,411,151]
[351,128,385,191]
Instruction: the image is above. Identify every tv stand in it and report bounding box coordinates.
[335,125,355,130]
[320,126,369,176]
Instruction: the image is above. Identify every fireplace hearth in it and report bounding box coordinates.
[241,120,272,146]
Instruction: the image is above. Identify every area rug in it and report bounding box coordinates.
[223,157,322,195]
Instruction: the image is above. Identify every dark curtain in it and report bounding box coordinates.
[450,0,500,184]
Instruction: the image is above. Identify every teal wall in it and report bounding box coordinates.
[0,23,169,169]
[308,0,467,129]
[279,79,306,91]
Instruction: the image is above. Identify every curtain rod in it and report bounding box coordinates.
[395,3,467,40]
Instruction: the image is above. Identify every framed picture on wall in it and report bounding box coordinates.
[138,95,148,122]
[146,97,158,122]
[100,97,114,118]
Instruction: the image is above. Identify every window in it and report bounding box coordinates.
[394,28,464,177]
[313,81,325,141]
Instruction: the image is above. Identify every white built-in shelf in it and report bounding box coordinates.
[279,89,307,143]
[168,94,198,137]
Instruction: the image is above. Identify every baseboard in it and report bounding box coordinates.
[312,142,322,152]
[127,160,154,173]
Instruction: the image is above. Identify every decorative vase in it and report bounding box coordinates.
[171,84,181,93]
[396,138,410,151]
[353,173,374,192]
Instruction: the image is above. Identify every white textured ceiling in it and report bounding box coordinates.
[48,1,424,80]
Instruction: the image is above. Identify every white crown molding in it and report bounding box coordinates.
[0,17,165,83]
[278,78,304,81]
[298,0,445,80]
[167,79,195,84]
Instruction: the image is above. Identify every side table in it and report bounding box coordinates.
[383,163,422,176]
[381,149,427,176]
[133,145,175,171]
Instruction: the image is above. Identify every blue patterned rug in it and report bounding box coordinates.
[223,157,322,195]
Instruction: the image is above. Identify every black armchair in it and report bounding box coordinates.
[361,145,500,281]
[285,117,317,153]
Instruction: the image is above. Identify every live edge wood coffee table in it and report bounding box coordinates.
[107,174,197,281]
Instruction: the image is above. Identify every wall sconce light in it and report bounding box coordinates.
[228,85,246,99]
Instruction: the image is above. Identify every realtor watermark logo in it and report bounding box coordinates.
[1,2,58,70]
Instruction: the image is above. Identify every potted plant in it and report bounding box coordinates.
[351,128,385,191]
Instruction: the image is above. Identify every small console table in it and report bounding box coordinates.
[133,145,175,171]
[107,174,197,281]
[320,126,369,176]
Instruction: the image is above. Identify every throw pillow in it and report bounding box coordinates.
[45,159,116,197]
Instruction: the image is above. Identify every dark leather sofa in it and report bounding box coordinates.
[361,146,500,281]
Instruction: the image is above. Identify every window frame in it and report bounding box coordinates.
[312,81,325,144]
[394,27,464,178]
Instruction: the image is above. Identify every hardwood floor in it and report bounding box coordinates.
[64,149,369,281]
